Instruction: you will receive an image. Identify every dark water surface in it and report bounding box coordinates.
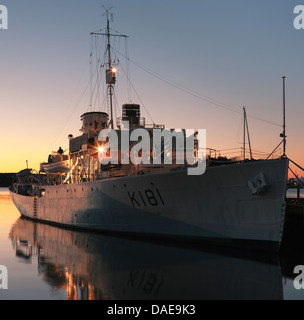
[0,187,304,300]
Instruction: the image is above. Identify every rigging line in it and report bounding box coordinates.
[128,58,282,128]
[244,113,281,128]
[128,58,241,112]
[110,27,128,36]
[88,38,107,111]
[112,61,119,121]
[95,67,105,110]
[95,35,101,111]
[100,88,108,112]
[89,34,105,110]
[48,68,95,152]
[100,64,107,113]
[97,36,108,111]
[112,45,282,129]
[249,149,270,154]
[91,28,106,34]
[129,80,155,125]
[89,35,94,109]
[87,64,104,111]
[112,48,155,124]
[113,92,121,117]
[112,90,122,128]
[110,46,155,123]
[125,37,131,102]
[218,147,242,151]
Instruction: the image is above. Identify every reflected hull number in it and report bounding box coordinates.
[127,187,165,207]
[127,270,164,297]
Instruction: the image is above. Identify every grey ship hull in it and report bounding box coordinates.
[10,158,288,251]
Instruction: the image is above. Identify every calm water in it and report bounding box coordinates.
[1,186,304,300]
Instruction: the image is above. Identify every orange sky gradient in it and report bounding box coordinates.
[1,1,304,179]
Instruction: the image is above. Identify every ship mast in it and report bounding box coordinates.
[91,7,128,129]
[282,76,286,157]
[266,76,287,160]
[106,9,114,129]
[242,106,252,161]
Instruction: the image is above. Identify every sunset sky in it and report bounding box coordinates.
[1,0,304,176]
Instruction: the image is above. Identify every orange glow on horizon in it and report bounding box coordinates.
[2,137,304,179]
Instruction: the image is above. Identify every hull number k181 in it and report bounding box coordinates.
[128,188,165,207]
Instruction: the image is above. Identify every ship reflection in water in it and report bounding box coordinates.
[8,216,304,300]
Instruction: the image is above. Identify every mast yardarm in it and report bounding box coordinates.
[90,8,128,129]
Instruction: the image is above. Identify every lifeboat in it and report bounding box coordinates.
[40,148,70,173]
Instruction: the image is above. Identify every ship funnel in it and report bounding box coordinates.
[117,104,145,129]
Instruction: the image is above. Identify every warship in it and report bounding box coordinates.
[10,12,289,252]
